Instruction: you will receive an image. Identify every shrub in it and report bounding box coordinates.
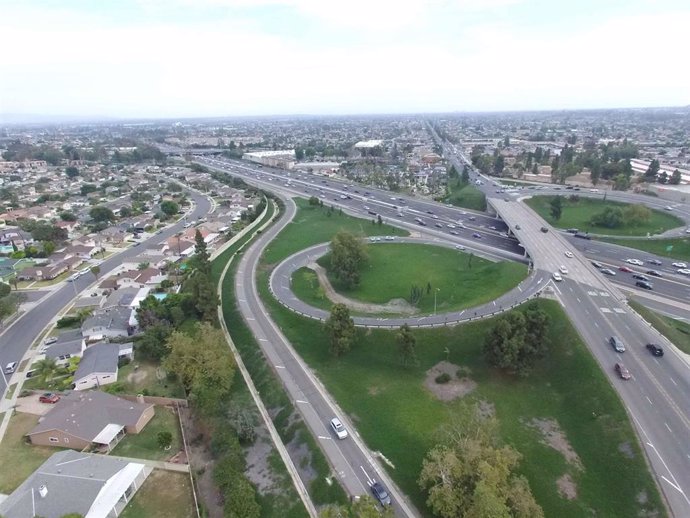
[435,373,451,384]
[56,315,81,328]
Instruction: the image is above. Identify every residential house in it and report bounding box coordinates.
[72,342,120,390]
[43,330,85,366]
[81,306,133,342]
[26,390,154,451]
[0,450,151,518]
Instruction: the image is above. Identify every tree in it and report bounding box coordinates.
[590,206,624,228]
[623,204,651,226]
[119,205,133,218]
[670,169,682,185]
[461,165,470,184]
[80,183,98,196]
[59,211,77,221]
[0,283,10,298]
[163,323,235,416]
[448,165,458,179]
[89,206,116,223]
[90,265,100,278]
[483,304,550,377]
[192,229,211,276]
[308,196,320,206]
[493,155,505,175]
[644,159,660,182]
[613,173,630,191]
[396,324,418,366]
[325,303,356,357]
[160,200,180,217]
[329,231,367,289]
[0,293,23,323]
[157,430,173,450]
[549,196,563,221]
[33,358,58,381]
[224,477,261,518]
[182,270,218,323]
[418,404,543,518]
[137,323,172,360]
[65,166,80,178]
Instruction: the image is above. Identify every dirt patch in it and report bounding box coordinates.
[637,490,648,505]
[556,473,577,500]
[127,368,149,385]
[308,262,419,315]
[368,386,381,396]
[424,361,477,402]
[529,418,583,470]
[477,400,495,419]
[618,441,635,459]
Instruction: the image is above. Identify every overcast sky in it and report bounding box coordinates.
[1,0,688,119]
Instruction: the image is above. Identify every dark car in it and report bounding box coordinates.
[646,270,662,277]
[472,233,482,239]
[540,227,549,233]
[647,259,662,266]
[371,482,392,506]
[591,261,603,269]
[566,228,579,234]
[646,343,664,357]
[632,274,649,281]
[635,281,653,290]
[574,233,592,240]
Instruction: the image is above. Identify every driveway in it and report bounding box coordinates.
[14,393,57,416]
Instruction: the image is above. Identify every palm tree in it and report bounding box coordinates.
[33,358,58,381]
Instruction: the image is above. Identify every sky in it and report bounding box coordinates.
[0,0,689,119]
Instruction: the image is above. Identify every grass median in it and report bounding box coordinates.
[600,236,690,262]
[628,299,690,354]
[292,243,526,315]
[444,178,487,211]
[525,195,683,236]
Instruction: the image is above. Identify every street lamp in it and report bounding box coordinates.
[434,288,440,315]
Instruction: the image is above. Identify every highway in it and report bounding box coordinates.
[0,190,212,395]
[197,154,690,517]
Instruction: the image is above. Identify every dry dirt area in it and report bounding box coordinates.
[127,368,148,384]
[557,473,578,500]
[424,361,477,402]
[245,425,284,494]
[309,263,419,315]
[529,418,583,470]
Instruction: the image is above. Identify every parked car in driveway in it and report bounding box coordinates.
[615,363,632,380]
[39,393,60,404]
[371,482,392,506]
[44,336,58,346]
[646,343,664,357]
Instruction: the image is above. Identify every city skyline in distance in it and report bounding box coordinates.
[1,0,689,119]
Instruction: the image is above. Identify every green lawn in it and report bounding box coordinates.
[601,236,690,262]
[115,360,186,398]
[258,200,664,517]
[260,294,664,518]
[291,243,526,315]
[525,196,683,236]
[120,470,195,518]
[111,407,182,461]
[445,179,487,211]
[628,300,690,354]
[0,412,60,493]
[261,198,409,266]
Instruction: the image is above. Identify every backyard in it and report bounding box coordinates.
[111,406,182,461]
[114,359,186,398]
[120,470,195,518]
[525,195,683,236]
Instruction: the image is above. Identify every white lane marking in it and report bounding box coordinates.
[259,338,268,342]
[275,365,285,369]
[593,322,599,328]
[296,400,308,404]
[661,476,683,494]
[318,436,331,440]
[665,422,672,433]
[246,317,255,321]
[576,297,581,303]
[588,291,597,296]
[613,308,626,314]
[360,466,373,485]
[670,377,678,386]
[600,308,611,313]
[646,396,653,405]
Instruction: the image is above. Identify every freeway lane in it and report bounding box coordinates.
[235,195,418,517]
[0,190,212,395]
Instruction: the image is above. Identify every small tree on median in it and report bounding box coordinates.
[549,195,563,221]
[330,231,367,289]
[396,324,418,366]
[325,303,356,357]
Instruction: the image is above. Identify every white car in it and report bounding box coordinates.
[43,336,58,346]
[552,272,563,282]
[672,262,687,268]
[626,259,643,266]
[564,251,574,258]
[455,244,466,251]
[685,229,690,234]
[330,417,348,439]
[559,265,568,274]
[678,269,690,275]
[447,223,456,229]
